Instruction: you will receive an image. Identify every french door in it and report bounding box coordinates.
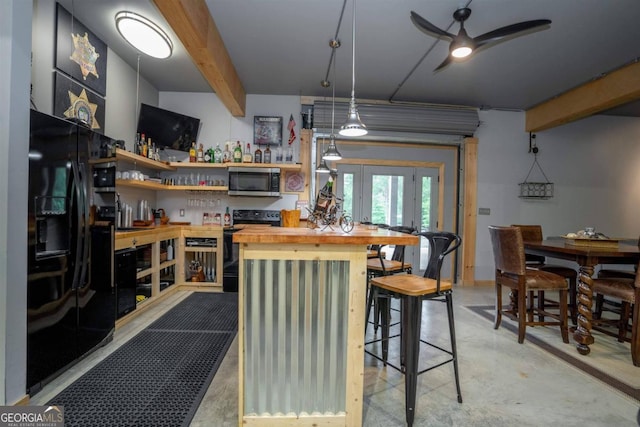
[336,164,440,275]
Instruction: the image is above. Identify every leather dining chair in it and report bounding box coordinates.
[512,224,578,324]
[367,231,462,427]
[591,267,639,366]
[489,225,569,344]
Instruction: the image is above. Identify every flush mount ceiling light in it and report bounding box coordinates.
[115,11,173,59]
[339,0,367,137]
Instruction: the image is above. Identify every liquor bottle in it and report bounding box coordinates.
[141,137,148,158]
[314,176,333,213]
[189,142,197,162]
[139,133,146,156]
[147,138,153,158]
[263,145,272,164]
[243,142,253,163]
[197,144,204,162]
[214,143,223,163]
[254,145,263,163]
[233,141,242,163]
[204,147,212,163]
[222,142,232,163]
[134,133,140,155]
[223,207,231,227]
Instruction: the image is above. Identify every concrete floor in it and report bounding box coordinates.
[31,286,640,426]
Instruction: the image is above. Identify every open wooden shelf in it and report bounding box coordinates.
[116,148,176,171]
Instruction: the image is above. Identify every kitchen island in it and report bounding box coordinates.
[233,226,418,426]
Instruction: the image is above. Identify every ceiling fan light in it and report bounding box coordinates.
[115,11,173,59]
[451,45,473,58]
[323,135,342,161]
[339,99,368,137]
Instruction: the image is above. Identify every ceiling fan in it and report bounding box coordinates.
[410,8,551,71]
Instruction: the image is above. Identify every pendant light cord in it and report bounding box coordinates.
[350,0,357,100]
[136,54,140,126]
[332,50,337,134]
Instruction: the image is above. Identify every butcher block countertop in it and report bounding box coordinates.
[233,225,419,245]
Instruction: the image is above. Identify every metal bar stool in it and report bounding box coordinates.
[367,231,462,427]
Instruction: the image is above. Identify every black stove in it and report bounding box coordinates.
[232,209,281,226]
[223,209,281,292]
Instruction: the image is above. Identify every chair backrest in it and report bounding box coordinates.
[419,232,461,293]
[511,224,546,264]
[385,226,416,263]
[488,225,526,276]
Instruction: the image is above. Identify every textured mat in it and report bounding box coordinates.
[48,292,238,427]
[465,305,640,402]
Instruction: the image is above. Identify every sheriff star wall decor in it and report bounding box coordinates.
[54,72,105,132]
[55,3,108,96]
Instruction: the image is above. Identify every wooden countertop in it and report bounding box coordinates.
[114,225,223,239]
[232,226,419,245]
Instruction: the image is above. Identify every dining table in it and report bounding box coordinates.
[523,237,639,356]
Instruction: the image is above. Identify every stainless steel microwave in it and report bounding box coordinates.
[228,167,280,196]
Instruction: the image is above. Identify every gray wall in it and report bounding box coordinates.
[475,110,640,279]
[1,0,31,405]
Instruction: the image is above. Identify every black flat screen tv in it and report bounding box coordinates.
[136,103,200,152]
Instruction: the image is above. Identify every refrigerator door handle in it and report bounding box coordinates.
[70,160,83,289]
[78,161,90,287]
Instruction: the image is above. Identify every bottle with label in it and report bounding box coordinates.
[141,138,148,158]
[197,144,205,162]
[214,143,223,163]
[222,142,232,163]
[189,142,197,162]
[314,176,334,213]
[147,138,153,158]
[254,145,263,163]
[223,207,231,227]
[243,142,253,163]
[263,145,272,164]
[204,147,212,163]
[233,141,243,163]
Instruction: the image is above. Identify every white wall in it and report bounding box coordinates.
[154,93,303,224]
[474,110,640,280]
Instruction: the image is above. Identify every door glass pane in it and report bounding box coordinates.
[342,173,353,216]
[371,175,403,226]
[420,176,433,231]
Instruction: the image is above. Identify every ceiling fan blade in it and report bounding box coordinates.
[434,55,454,72]
[474,19,551,44]
[410,11,454,40]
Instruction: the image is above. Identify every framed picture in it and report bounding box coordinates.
[54,71,105,133]
[55,3,108,96]
[254,116,283,146]
[284,171,305,193]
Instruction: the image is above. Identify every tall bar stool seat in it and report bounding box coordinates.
[365,225,414,335]
[367,231,462,427]
[489,225,569,344]
[512,224,578,324]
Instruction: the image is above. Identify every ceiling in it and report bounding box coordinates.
[55,0,640,118]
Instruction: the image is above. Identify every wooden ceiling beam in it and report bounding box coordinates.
[152,0,246,117]
[525,61,640,132]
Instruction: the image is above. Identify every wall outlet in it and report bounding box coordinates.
[180,209,185,217]
[478,207,491,215]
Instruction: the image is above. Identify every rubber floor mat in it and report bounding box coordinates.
[48,292,238,427]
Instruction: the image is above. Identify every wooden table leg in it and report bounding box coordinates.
[574,263,595,355]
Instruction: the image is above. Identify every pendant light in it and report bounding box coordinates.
[323,39,342,161]
[339,0,367,137]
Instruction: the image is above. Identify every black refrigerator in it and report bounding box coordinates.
[27,109,116,395]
